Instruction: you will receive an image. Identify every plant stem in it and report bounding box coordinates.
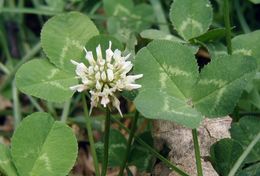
[82,94,100,176]
[228,132,260,176]
[27,95,44,112]
[118,111,139,176]
[224,0,232,55]
[12,81,21,129]
[149,0,170,34]
[112,116,190,176]
[0,42,41,92]
[101,107,111,176]
[192,129,203,176]
[234,0,250,33]
[0,7,59,16]
[61,99,71,123]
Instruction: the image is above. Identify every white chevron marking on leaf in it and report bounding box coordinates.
[233,49,252,56]
[179,18,203,37]
[159,72,167,90]
[198,78,227,87]
[47,69,59,79]
[211,87,226,113]
[38,153,51,172]
[60,37,84,66]
[162,63,191,77]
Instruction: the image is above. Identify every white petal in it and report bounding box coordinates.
[123,53,131,61]
[113,49,121,62]
[125,83,142,90]
[95,80,102,90]
[71,60,79,65]
[88,66,94,75]
[112,96,122,117]
[75,63,88,76]
[70,84,86,92]
[126,74,143,83]
[107,69,114,81]
[101,71,107,81]
[95,72,101,80]
[122,61,133,73]
[84,47,95,65]
[106,41,113,62]
[101,96,110,107]
[96,44,102,60]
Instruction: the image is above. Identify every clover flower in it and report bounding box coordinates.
[70,41,143,116]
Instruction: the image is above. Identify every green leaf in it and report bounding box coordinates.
[210,138,244,176]
[192,54,257,117]
[15,59,77,102]
[232,30,260,70]
[128,4,154,32]
[96,129,127,167]
[41,11,99,73]
[11,112,78,176]
[236,162,260,176]
[0,144,18,176]
[134,40,203,128]
[230,116,260,163]
[170,0,213,40]
[134,40,257,128]
[104,1,154,34]
[103,0,134,16]
[192,28,227,43]
[129,132,154,172]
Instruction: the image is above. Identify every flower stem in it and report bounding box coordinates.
[82,94,100,176]
[224,0,232,55]
[112,116,190,176]
[118,111,139,176]
[101,107,111,176]
[192,129,203,176]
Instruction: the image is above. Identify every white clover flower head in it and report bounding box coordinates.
[70,41,143,116]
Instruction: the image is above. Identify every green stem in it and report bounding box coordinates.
[12,81,21,129]
[61,99,71,123]
[118,111,139,176]
[0,7,59,16]
[0,62,10,74]
[27,95,44,112]
[82,94,100,176]
[192,129,203,176]
[149,0,170,34]
[228,132,260,176]
[224,0,232,55]
[0,42,41,92]
[101,107,111,176]
[112,116,190,176]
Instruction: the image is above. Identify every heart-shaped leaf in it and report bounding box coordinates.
[41,11,99,73]
[170,0,213,40]
[15,59,77,102]
[11,112,78,176]
[134,40,257,128]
